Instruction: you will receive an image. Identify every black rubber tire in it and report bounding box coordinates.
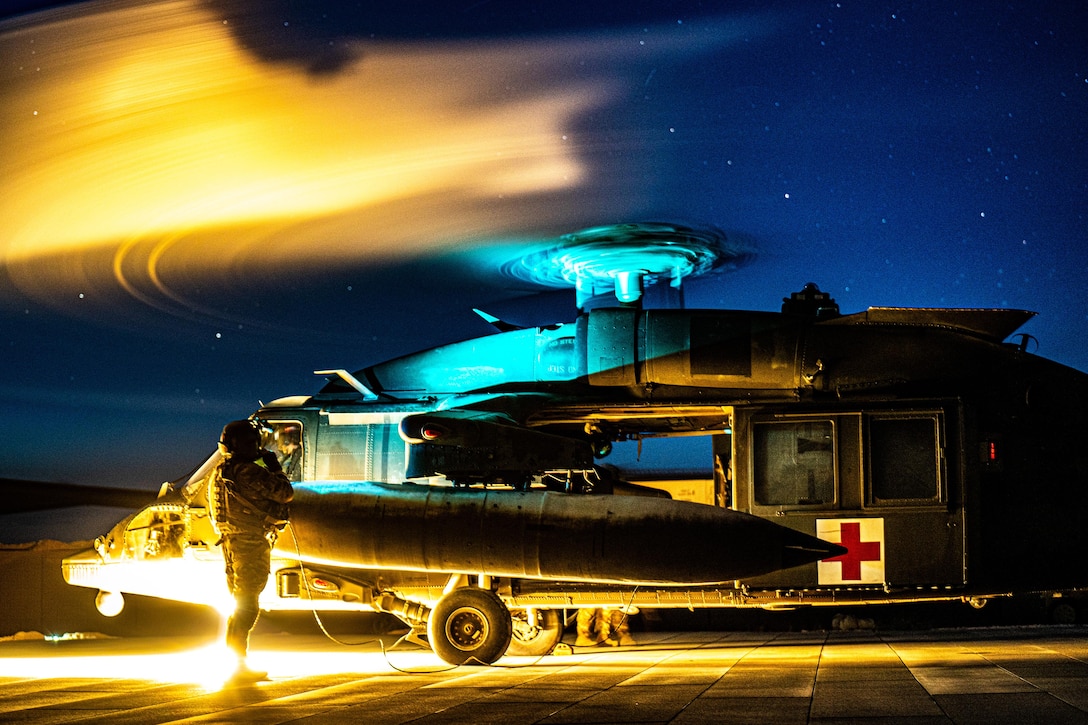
[507,609,563,656]
[428,588,513,665]
[1051,602,1077,625]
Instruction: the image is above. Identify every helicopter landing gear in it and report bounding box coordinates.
[507,608,563,656]
[428,587,512,665]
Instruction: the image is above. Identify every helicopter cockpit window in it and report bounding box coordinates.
[867,416,941,504]
[266,421,304,482]
[753,420,836,507]
[123,507,188,560]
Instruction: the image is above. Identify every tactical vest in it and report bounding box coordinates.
[210,459,289,534]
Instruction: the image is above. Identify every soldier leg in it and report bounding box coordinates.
[608,608,636,646]
[221,533,271,661]
[576,608,606,647]
[226,591,260,658]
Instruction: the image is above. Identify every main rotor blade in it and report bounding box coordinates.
[0,478,157,514]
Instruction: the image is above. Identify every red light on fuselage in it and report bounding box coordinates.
[421,426,444,441]
[310,577,338,592]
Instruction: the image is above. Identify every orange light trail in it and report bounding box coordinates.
[3,2,591,259]
[0,0,759,319]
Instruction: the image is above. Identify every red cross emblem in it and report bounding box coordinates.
[817,518,885,584]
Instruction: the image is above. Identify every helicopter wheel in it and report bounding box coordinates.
[507,608,563,656]
[428,588,512,666]
[1051,602,1078,625]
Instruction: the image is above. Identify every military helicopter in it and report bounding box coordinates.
[55,222,1088,663]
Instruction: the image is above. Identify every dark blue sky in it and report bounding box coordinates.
[1,1,1085,538]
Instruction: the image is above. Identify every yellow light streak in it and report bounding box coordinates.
[2,2,592,262]
[0,0,761,313]
[0,640,423,689]
[64,550,235,614]
[0,632,771,692]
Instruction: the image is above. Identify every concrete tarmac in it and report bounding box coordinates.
[1,626,1087,724]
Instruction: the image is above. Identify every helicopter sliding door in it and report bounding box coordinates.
[734,402,965,592]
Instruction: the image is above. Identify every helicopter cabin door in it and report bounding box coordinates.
[733,403,966,593]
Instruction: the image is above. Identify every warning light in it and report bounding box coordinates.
[421,426,445,441]
[310,577,338,592]
[980,438,1003,469]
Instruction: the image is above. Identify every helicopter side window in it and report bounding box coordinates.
[867,416,942,504]
[753,420,836,507]
[316,423,407,482]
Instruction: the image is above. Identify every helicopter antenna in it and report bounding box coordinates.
[472,308,523,332]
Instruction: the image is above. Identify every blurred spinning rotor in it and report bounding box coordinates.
[503,222,749,309]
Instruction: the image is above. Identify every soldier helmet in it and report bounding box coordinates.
[219,420,262,460]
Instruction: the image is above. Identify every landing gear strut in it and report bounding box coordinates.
[508,608,563,656]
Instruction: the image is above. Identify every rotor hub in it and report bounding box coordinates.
[504,222,745,308]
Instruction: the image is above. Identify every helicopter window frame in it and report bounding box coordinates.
[864,412,945,507]
[316,417,409,482]
[750,417,838,510]
[122,506,189,560]
[264,419,305,482]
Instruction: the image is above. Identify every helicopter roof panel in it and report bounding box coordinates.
[827,307,1036,342]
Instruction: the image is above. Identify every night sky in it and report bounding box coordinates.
[2,1,1085,540]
